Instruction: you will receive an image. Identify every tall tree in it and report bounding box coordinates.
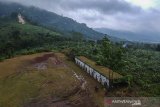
[99,37,124,70]
[156,44,160,51]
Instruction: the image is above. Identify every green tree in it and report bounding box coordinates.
[156,44,160,51]
[99,37,124,70]
[71,31,84,41]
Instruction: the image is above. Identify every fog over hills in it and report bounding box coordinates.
[95,28,160,43]
[0,1,107,41]
[0,0,160,43]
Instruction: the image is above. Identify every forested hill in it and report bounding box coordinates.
[0,1,106,40]
[0,17,68,59]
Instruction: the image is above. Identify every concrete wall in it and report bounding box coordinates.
[75,57,109,88]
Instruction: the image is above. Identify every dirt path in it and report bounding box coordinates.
[72,70,87,90]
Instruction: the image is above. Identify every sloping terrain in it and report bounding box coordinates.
[0,19,65,59]
[18,13,25,24]
[0,52,106,107]
[0,1,106,40]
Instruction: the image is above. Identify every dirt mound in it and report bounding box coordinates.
[47,57,64,66]
[30,53,66,70]
[31,53,56,64]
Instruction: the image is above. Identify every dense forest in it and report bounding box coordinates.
[66,39,160,96]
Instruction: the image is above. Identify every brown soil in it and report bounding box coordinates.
[24,89,97,107]
[30,53,66,70]
[24,53,98,107]
[31,53,62,65]
[24,82,97,107]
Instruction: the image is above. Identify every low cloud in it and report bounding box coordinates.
[1,0,160,35]
[57,0,142,14]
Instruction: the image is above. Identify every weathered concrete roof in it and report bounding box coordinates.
[77,56,123,79]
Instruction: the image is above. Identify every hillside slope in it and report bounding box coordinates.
[0,1,106,40]
[0,52,105,107]
[0,18,64,58]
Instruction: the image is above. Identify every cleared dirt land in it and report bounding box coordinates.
[0,52,106,107]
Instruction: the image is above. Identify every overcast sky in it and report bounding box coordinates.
[1,0,160,34]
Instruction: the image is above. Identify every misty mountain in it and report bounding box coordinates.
[95,28,160,43]
[0,1,108,40]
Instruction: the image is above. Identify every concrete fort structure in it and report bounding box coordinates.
[75,56,123,89]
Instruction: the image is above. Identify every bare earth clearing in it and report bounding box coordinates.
[0,52,105,107]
